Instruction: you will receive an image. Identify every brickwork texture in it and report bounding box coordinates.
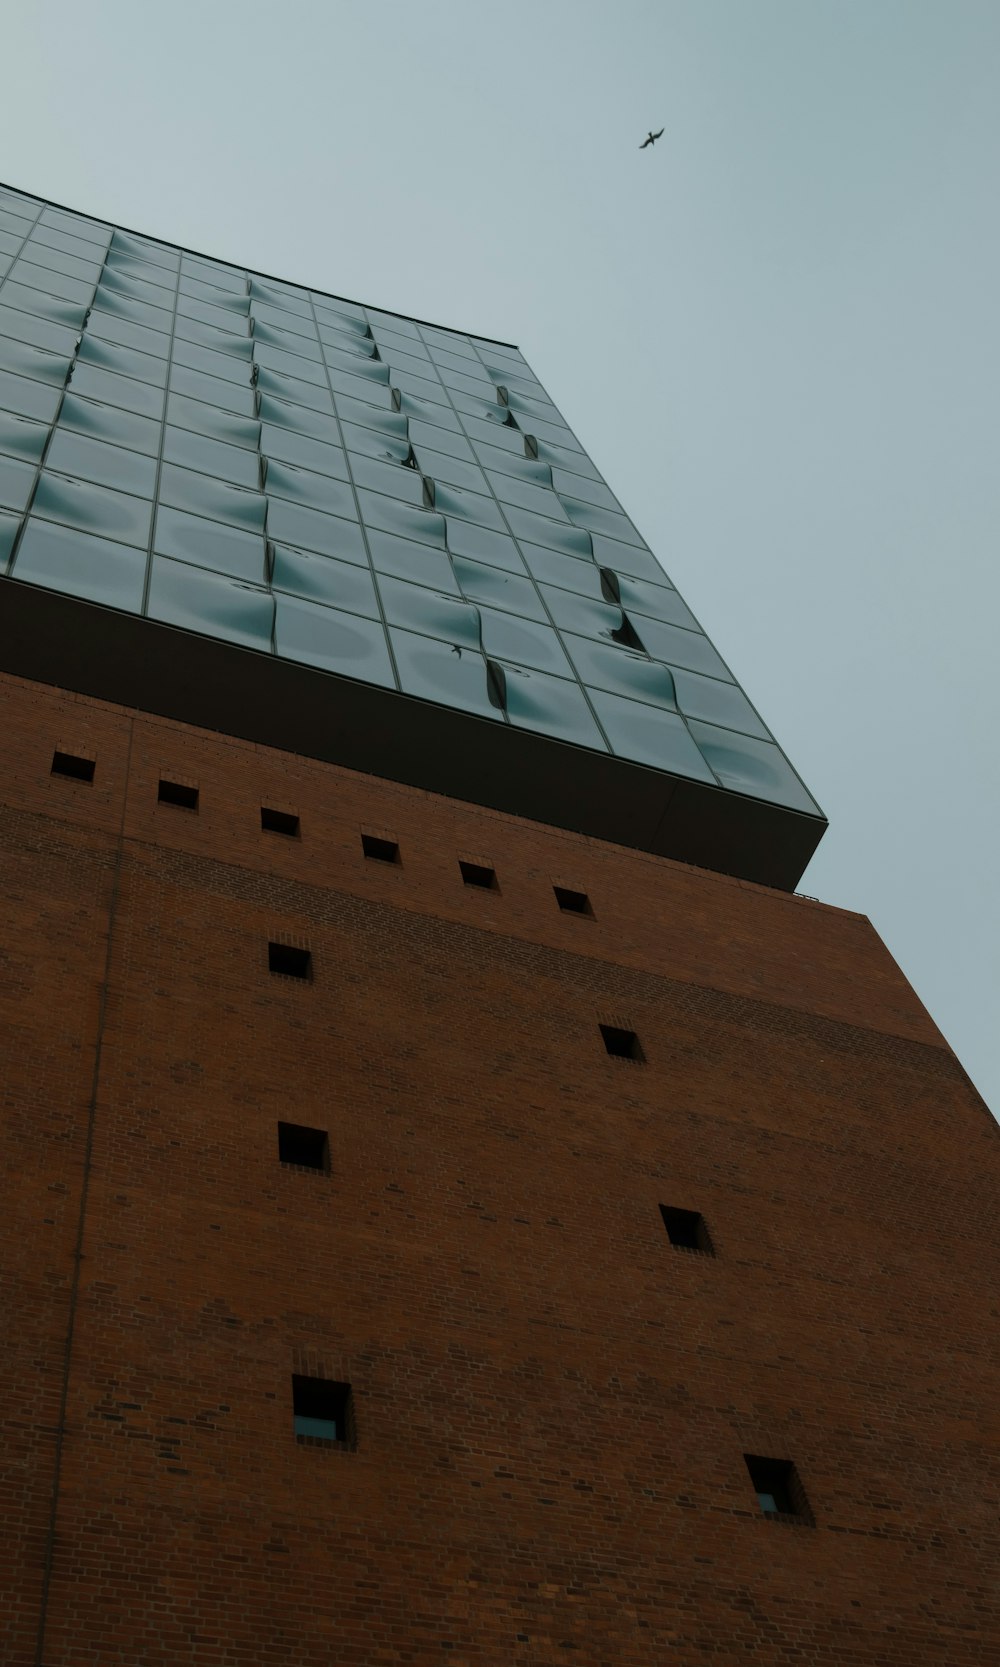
[1,668,998,1667]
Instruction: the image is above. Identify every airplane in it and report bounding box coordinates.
[639,128,664,149]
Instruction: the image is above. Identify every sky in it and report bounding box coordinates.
[2,0,997,1115]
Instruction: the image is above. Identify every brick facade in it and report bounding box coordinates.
[2,668,998,1666]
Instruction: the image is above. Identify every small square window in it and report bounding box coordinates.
[158,778,198,810]
[554,885,592,916]
[459,860,498,890]
[278,1121,329,1171]
[293,1375,353,1445]
[600,1023,643,1061]
[261,806,300,837]
[659,1205,713,1254]
[362,833,400,864]
[51,750,95,782]
[268,942,312,980]
[743,1455,811,1522]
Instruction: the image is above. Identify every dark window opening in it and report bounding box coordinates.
[261,806,300,837]
[659,1205,713,1254]
[610,614,646,652]
[293,1375,353,1445]
[744,1455,810,1521]
[268,942,312,980]
[278,1122,329,1172]
[600,1024,643,1061]
[460,860,498,891]
[51,750,95,783]
[554,886,592,916]
[158,778,198,810]
[362,834,400,864]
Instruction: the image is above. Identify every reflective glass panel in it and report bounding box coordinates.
[378,574,482,648]
[46,429,158,497]
[153,504,266,582]
[163,424,261,490]
[0,452,35,512]
[159,463,267,532]
[265,458,357,518]
[60,392,162,456]
[69,364,163,419]
[588,690,716,780]
[478,608,572,677]
[166,393,259,451]
[275,594,395,685]
[33,470,152,548]
[356,490,446,549]
[451,556,546,620]
[349,454,424,505]
[260,421,348,479]
[389,627,500,720]
[271,545,379,617]
[502,664,607,749]
[147,558,275,650]
[367,529,460,593]
[265,498,366,564]
[673,668,770,739]
[685,722,819,812]
[12,517,146,611]
[0,409,48,463]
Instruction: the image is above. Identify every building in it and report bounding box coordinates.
[0,180,997,1666]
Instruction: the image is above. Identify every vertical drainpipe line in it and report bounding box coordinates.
[34,714,136,1667]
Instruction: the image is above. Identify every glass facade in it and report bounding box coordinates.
[0,182,822,858]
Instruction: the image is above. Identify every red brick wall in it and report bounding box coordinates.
[1,668,997,1666]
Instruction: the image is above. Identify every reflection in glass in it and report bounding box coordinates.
[275,595,396,685]
[147,558,275,650]
[153,504,266,582]
[389,626,501,720]
[588,690,716,780]
[502,664,607,749]
[12,518,146,611]
[33,471,152,548]
[46,429,158,497]
[271,545,379,617]
[265,498,366,565]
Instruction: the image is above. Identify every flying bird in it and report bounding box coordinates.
[639,128,664,150]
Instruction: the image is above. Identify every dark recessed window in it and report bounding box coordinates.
[261,806,300,837]
[278,1121,329,1171]
[554,886,592,916]
[362,834,400,864]
[659,1205,713,1254]
[268,942,312,980]
[460,860,498,890]
[600,1024,643,1061]
[158,778,198,810]
[293,1375,353,1445]
[744,1455,810,1521]
[51,750,95,783]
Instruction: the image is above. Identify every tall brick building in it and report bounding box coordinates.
[1,182,997,1666]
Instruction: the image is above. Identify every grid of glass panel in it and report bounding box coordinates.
[0,185,818,816]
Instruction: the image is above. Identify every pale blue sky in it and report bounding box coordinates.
[3,0,997,1113]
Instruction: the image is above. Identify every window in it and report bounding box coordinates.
[362,833,400,864]
[51,749,95,782]
[293,1375,354,1445]
[600,1023,643,1061]
[158,778,198,810]
[278,1122,329,1171]
[659,1205,713,1254]
[459,860,497,890]
[268,942,312,980]
[554,885,592,916]
[743,1455,811,1522]
[261,806,300,837]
